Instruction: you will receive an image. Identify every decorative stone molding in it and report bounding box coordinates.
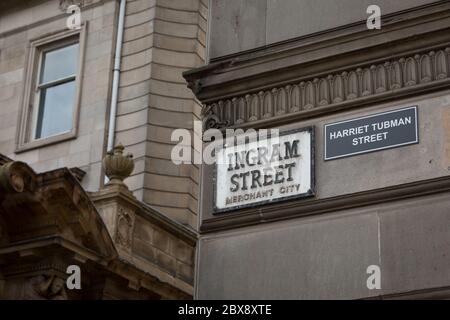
[115,207,135,250]
[24,275,68,300]
[102,144,134,187]
[201,105,229,131]
[202,47,450,130]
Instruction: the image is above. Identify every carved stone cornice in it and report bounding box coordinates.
[183,1,450,130]
[200,45,450,130]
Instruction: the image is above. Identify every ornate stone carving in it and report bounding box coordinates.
[102,144,134,186]
[0,162,34,194]
[24,275,67,300]
[202,105,228,131]
[202,46,450,129]
[115,207,134,249]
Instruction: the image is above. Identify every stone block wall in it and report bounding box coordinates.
[117,0,208,228]
[133,215,195,284]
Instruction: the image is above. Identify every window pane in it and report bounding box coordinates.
[35,80,75,139]
[40,43,79,84]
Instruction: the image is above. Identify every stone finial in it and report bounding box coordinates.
[102,144,134,186]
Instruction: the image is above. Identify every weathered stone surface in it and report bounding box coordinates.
[134,237,156,261]
[197,191,450,299]
[209,0,439,58]
[91,163,197,297]
[134,217,154,243]
[379,193,450,295]
[198,208,380,299]
[177,261,194,283]
[171,240,194,265]
[209,0,266,59]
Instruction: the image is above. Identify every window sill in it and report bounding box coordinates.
[15,130,77,154]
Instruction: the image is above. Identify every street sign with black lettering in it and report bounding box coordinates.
[215,128,314,212]
[324,106,418,160]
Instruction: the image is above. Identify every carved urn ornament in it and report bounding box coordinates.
[102,144,134,185]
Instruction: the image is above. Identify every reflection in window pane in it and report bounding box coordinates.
[40,43,79,84]
[35,81,75,139]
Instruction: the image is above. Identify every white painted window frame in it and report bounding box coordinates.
[16,23,87,153]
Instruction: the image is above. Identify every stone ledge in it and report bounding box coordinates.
[201,175,450,233]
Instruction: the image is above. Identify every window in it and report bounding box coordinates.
[34,43,79,139]
[16,26,86,152]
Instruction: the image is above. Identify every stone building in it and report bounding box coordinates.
[3,0,450,301]
[0,0,206,299]
[185,0,450,299]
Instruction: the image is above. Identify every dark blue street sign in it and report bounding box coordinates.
[324,106,418,160]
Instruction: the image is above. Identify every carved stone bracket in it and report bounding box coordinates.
[187,79,202,95]
[24,274,68,300]
[202,104,229,131]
